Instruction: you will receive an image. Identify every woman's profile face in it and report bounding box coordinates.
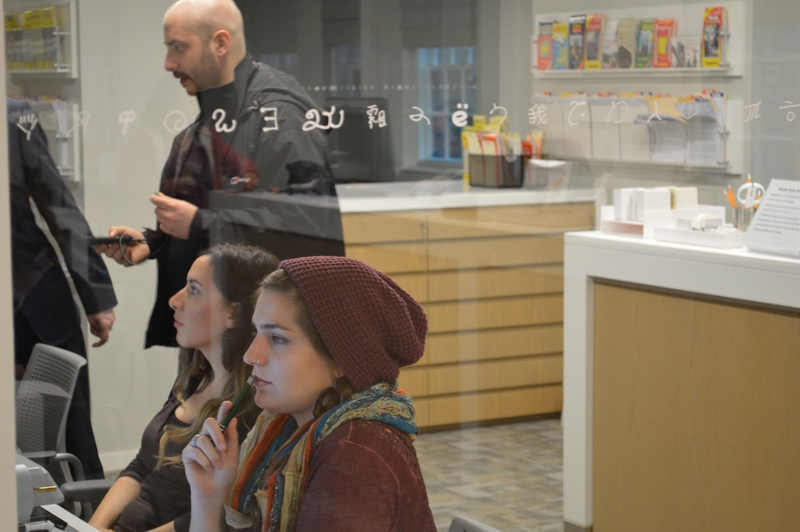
[168,255,233,355]
[244,290,336,425]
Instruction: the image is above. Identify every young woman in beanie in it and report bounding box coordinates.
[182,256,436,532]
[90,244,278,532]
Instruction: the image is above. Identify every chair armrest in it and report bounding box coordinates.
[60,478,116,506]
[21,450,57,464]
[51,452,86,481]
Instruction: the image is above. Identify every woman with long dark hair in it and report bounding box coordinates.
[90,244,278,532]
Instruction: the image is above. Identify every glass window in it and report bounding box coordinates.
[3,1,799,531]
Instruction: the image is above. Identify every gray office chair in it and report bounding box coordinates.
[15,343,113,518]
[448,516,503,532]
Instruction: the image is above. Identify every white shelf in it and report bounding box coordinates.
[549,157,737,177]
[533,67,742,80]
[8,68,75,77]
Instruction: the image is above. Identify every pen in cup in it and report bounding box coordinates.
[724,184,737,209]
[219,376,254,432]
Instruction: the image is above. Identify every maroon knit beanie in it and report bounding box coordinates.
[279,256,427,392]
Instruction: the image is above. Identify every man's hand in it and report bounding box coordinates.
[151,193,198,239]
[97,227,150,267]
[88,309,115,347]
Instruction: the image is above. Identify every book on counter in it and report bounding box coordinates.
[568,15,586,69]
[635,19,654,68]
[617,18,636,68]
[584,14,604,70]
[552,23,569,70]
[654,18,676,68]
[702,6,728,68]
[602,19,619,68]
[537,20,553,70]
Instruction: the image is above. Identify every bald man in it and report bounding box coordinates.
[101,0,343,349]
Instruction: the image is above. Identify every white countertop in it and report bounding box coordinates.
[565,231,800,309]
[335,181,605,213]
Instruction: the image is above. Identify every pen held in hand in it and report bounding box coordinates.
[219,376,254,433]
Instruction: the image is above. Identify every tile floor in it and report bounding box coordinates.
[414,418,564,532]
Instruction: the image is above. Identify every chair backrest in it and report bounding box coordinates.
[448,516,503,532]
[16,343,86,483]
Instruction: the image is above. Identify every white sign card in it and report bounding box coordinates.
[743,179,800,257]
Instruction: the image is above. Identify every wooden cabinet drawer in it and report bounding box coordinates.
[426,203,595,240]
[412,398,429,427]
[389,272,427,303]
[426,324,562,364]
[345,243,427,274]
[342,211,426,244]
[423,385,563,427]
[398,366,428,397]
[425,294,563,333]
[427,354,562,395]
[427,235,564,271]
[489,203,595,231]
[427,265,563,302]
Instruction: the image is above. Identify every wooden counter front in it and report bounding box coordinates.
[343,201,595,429]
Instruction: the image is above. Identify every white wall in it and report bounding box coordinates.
[0,34,20,531]
[79,0,198,471]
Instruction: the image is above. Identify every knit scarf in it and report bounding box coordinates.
[224,381,417,532]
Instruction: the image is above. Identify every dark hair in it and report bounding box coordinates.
[157,244,279,468]
[258,269,353,418]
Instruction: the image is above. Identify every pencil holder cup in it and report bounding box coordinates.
[735,206,754,232]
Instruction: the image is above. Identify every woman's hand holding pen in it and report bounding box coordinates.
[182,401,240,504]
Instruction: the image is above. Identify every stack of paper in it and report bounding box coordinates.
[645,115,687,163]
[589,98,620,160]
[562,97,592,158]
[527,91,727,166]
[686,95,725,165]
[619,97,651,162]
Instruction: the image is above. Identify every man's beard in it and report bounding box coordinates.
[182,46,223,92]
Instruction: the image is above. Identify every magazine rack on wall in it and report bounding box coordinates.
[6,0,78,79]
[532,3,743,76]
[5,0,83,184]
[530,1,746,177]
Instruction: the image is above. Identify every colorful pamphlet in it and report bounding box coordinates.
[654,19,676,68]
[584,14,604,70]
[40,8,60,70]
[538,20,553,70]
[635,19,654,68]
[702,6,728,68]
[5,15,23,71]
[683,36,700,68]
[552,23,569,70]
[603,19,619,69]
[568,15,586,70]
[617,18,637,68]
[22,9,46,70]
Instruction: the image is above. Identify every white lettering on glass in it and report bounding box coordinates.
[118,110,137,136]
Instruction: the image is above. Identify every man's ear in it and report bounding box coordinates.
[224,302,240,329]
[211,29,231,57]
